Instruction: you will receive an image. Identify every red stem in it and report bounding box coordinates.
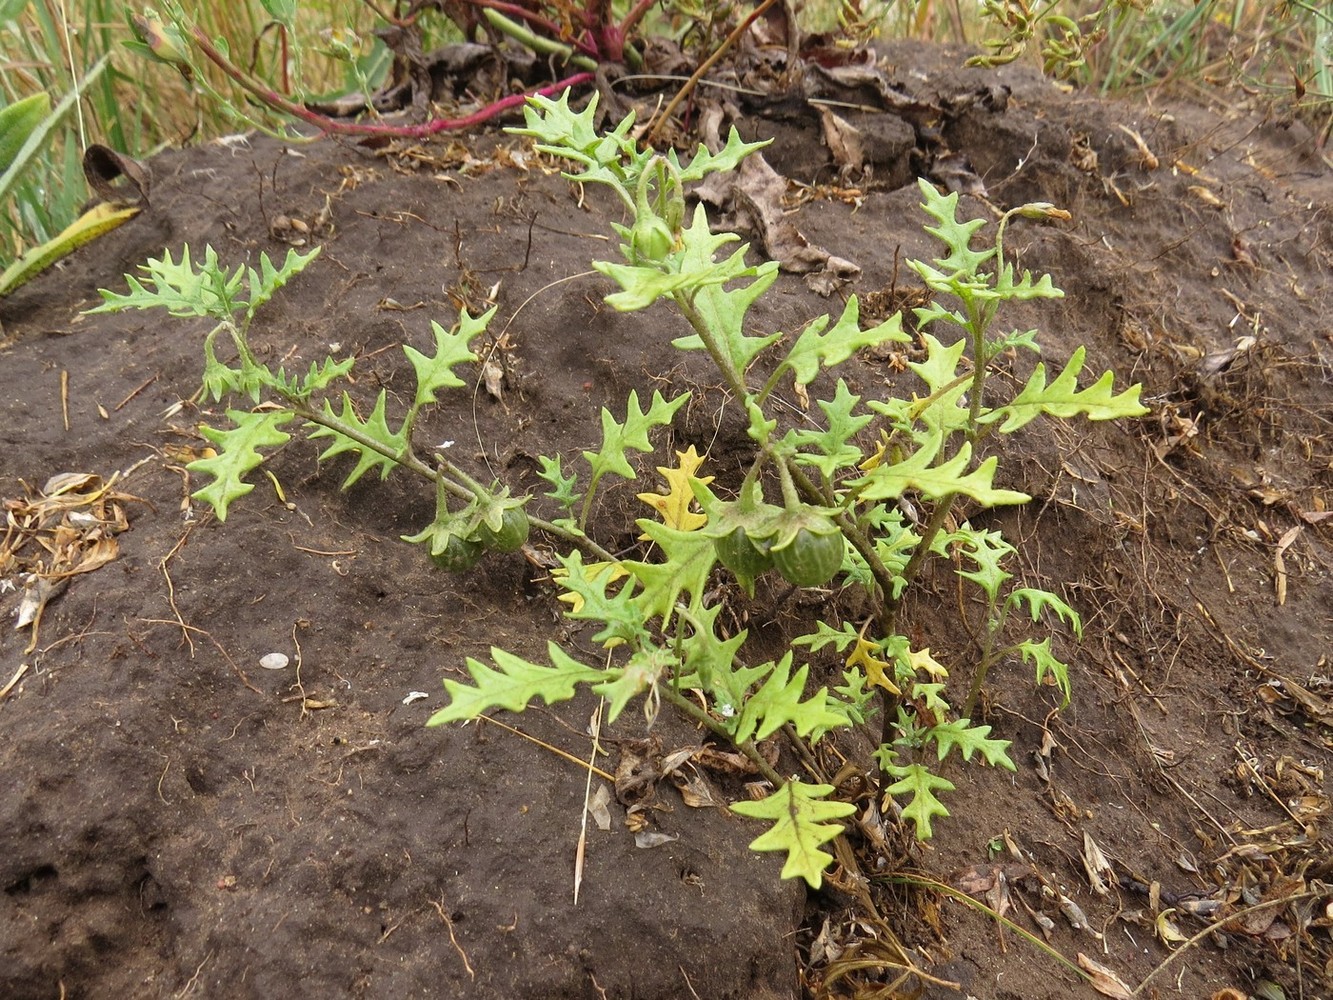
[618,0,658,38]
[191,27,592,138]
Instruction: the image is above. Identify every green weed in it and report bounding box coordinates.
[88,95,1148,888]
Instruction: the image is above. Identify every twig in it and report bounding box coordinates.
[574,698,604,904]
[647,0,780,143]
[429,897,475,980]
[0,661,30,700]
[477,714,614,781]
[159,522,201,656]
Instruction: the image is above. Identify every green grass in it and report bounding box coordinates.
[0,0,384,261]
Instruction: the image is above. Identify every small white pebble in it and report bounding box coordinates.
[259,652,289,670]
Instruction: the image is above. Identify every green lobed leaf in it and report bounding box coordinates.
[672,127,769,182]
[948,525,1016,604]
[782,298,909,387]
[1018,637,1073,704]
[403,308,493,409]
[188,410,294,521]
[623,519,717,625]
[982,347,1151,432]
[308,390,409,488]
[243,247,322,320]
[91,245,244,320]
[667,207,783,374]
[536,454,581,510]
[293,356,356,400]
[882,761,956,840]
[928,718,1016,770]
[507,90,644,197]
[915,178,993,279]
[554,550,647,646]
[785,379,871,479]
[1009,587,1083,638]
[582,390,687,483]
[791,621,860,654]
[730,781,857,888]
[729,653,851,746]
[676,605,764,718]
[851,434,1030,506]
[428,643,609,724]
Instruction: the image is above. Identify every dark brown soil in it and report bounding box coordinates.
[2,41,1330,1000]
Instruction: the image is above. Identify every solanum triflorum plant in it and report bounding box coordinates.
[84,245,626,573]
[90,91,1147,888]
[427,91,1147,884]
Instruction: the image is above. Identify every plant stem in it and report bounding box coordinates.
[884,491,956,635]
[659,686,785,788]
[188,26,594,138]
[479,8,599,69]
[292,400,616,560]
[673,294,747,400]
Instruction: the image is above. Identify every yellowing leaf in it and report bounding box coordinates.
[554,559,630,614]
[636,446,713,534]
[906,646,949,680]
[846,625,899,695]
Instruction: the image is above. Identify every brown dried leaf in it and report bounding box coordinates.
[1076,954,1133,999]
[1273,525,1301,606]
[482,359,504,402]
[932,152,986,197]
[1082,832,1114,895]
[815,106,865,175]
[669,768,721,809]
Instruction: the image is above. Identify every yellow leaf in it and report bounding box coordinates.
[636,446,714,534]
[846,624,899,695]
[858,430,890,472]
[553,560,629,613]
[906,646,949,680]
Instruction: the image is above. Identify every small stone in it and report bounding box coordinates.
[259,652,289,670]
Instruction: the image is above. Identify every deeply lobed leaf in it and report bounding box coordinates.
[730,781,857,888]
[188,410,294,521]
[428,644,608,724]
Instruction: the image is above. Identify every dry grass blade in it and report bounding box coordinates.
[573,699,604,904]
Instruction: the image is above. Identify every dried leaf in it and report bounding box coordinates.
[816,106,865,175]
[588,783,612,831]
[1082,832,1114,895]
[15,575,67,629]
[669,768,721,809]
[1076,954,1133,999]
[1057,891,1102,939]
[932,152,986,197]
[482,359,504,401]
[1274,525,1301,606]
[633,830,679,849]
[1116,123,1159,170]
[1155,908,1187,945]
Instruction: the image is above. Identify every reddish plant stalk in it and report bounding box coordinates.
[191,26,592,138]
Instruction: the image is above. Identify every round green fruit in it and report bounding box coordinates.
[771,525,844,588]
[714,527,773,581]
[477,507,529,553]
[430,534,485,572]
